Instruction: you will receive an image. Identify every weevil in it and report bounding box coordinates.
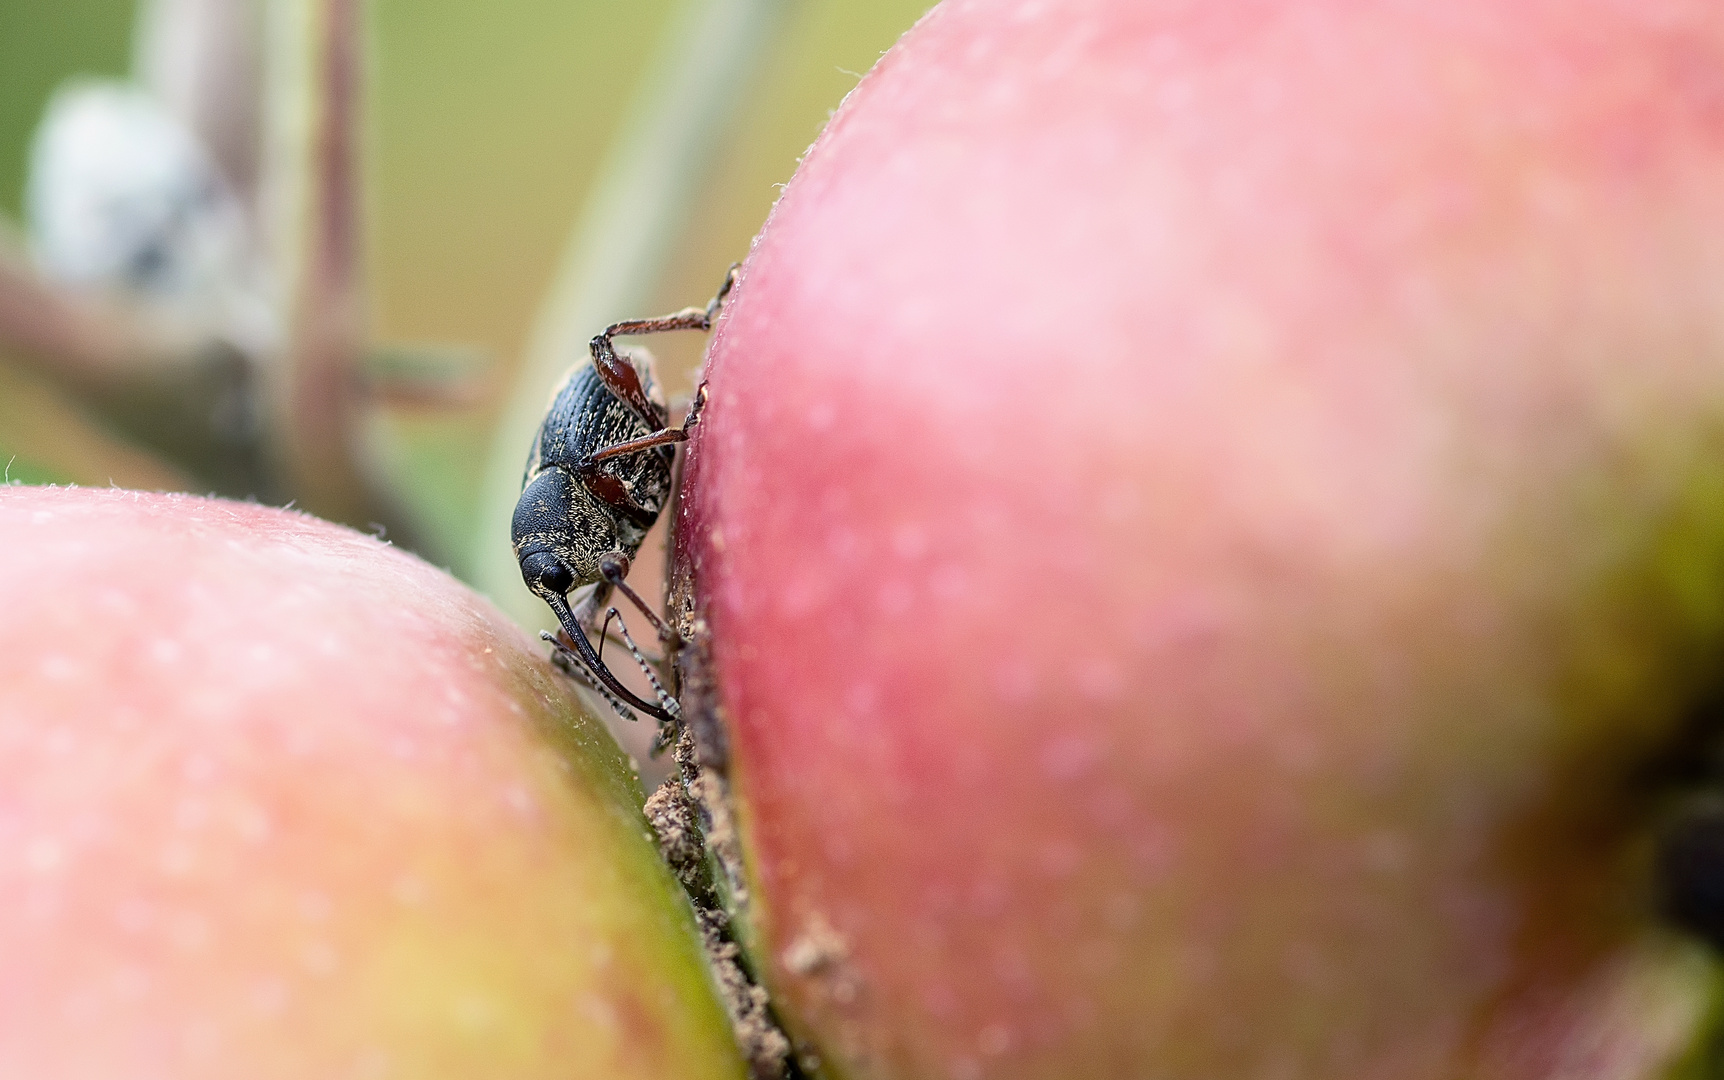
[512,267,736,726]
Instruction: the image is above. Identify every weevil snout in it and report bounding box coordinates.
[519,548,575,598]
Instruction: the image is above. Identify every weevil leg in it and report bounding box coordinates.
[682,381,710,431]
[574,383,711,478]
[600,264,737,342]
[587,332,671,432]
[578,427,688,469]
[601,307,712,341]
[586,264,739,432]
[570,385,707,536]
[649,721,679,758]
[577,469,660,531]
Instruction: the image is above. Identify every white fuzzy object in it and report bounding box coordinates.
[25,80,273,354]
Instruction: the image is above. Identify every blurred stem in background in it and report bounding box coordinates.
[473,0,790,627]
[0,231,161,389]
[262,0,418,544]
[136,0,264,205]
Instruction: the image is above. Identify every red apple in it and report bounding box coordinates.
[0,486,744,1079]
[680,0,1724,1076]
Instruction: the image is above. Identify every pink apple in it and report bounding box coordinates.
[0,486,743,1079]
[680,0,1724,1076]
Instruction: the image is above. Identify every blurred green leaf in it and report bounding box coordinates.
[0,0,133,218]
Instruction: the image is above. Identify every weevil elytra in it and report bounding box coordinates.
[512,267,736,725]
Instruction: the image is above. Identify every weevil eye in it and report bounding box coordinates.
[520,550,575,597]
[598,553,630,584]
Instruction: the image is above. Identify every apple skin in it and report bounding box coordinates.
[0,486,744,1080]
[679,0,1724,1076]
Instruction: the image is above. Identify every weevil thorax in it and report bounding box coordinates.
[511,355,674,594]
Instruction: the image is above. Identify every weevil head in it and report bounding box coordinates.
[511,467,623,596]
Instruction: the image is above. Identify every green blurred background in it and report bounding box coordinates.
[0,0,928,572]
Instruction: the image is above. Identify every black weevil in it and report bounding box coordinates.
[512,267,736,725]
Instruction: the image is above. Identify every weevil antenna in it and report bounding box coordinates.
[605,606,680,720]
[596,605,618,665]
[599,555,670,639]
